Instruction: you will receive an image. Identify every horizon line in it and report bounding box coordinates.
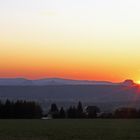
[0,77,134,83]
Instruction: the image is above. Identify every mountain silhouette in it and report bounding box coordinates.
[0,78,136,86]
[0,78,138,111]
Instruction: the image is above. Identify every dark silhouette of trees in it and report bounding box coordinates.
[0,100,42,119]
[85,106,100,118]
[76,102,84,118]
[3,100,14,118]
[48,102,140,119]
[2,100,140,119]
[114,107,138,118]
[49,102,84,119]
[67,106,77,118]
[59,107,66,118]
[49,103,59,118]
[49,102,101,119]
[66,102,84,118]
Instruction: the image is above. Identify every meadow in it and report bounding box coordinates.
[0,119,140,140]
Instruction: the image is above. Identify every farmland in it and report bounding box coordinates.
[0,119,140,140]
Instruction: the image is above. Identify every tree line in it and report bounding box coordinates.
[48,102,100,119]
[48,102,140,119]
[0,100,140,119]
[0,100,42,118]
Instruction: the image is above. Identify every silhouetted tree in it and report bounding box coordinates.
[0,100,42,119]
[114,107,138,118]
[85,106,100,118]
[76,101,84,118]
[59,107,66,118]
[4,100,14,118]
[67,106,77,118]
[49,103,59,118]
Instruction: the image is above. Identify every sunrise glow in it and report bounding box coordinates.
[136,81,140,84]
[1,0,140,82]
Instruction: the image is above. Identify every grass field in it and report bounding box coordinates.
[0,119,140,140]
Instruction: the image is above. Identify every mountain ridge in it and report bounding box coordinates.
[0,78,136,86]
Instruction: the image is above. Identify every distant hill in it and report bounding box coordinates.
[0,78,136,86]
[0,78,138,111]
[0,78,33,85]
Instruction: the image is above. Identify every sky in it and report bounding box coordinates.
[0,0,140,82]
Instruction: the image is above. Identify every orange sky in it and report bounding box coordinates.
[1,0,140,82]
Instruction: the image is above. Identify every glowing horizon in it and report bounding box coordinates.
[1,0,140,82]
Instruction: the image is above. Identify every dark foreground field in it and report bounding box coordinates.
[0,119,140,140]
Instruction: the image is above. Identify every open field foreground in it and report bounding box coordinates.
[0,119,140,140]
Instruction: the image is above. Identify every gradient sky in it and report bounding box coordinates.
[0,0,140,82]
